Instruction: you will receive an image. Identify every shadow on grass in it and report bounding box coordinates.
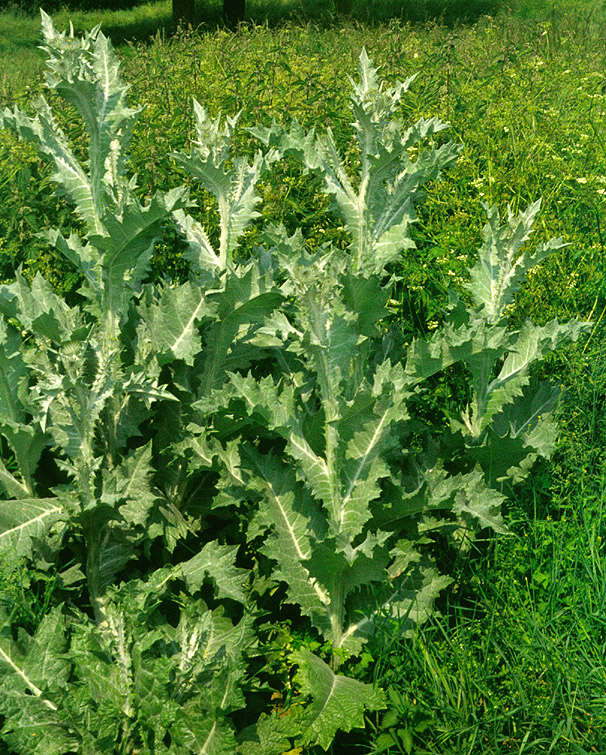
[249,0,504,27]
[15,0,505,48]
[95,11,176,44]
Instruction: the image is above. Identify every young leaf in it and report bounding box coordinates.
[0,14,189,322]
[467,201,565,322]
[254,50,460,275]
[173,101,277,270]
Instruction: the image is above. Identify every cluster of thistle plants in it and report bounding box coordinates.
[0,13,589,754]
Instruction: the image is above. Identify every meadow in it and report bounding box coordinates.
[0,0,605,752]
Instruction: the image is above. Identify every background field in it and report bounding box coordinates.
[1,0,605,751]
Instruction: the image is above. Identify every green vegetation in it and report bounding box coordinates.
[0,0,605,752]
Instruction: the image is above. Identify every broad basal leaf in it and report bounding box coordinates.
[292,648,385,751]
[171,708,237,755]
[243,448,331,635]
[343,558,452,649]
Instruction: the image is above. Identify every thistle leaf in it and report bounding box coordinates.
[349,559,453,644]
[93,186,189,315]
[0,607,75,754]
[452,467,507,535]
[0,458,31,500]
[0,607,70,695]
[467,201,566,322]
[179,541,248,604]
[237,712,301,755]
[292,648,385,750]
[0,319,47,494]
[43,228,101,297]
[405,318,507,385]
[0,319,28,425]
[39,10,141,227]
[174,101,276,268]
[0,96,100,233]
[491,318,588,395]
[0,271,86,344]
[227,373,333,506]
[87,524,135,597]
[243,448,331,635]
[0,498,63,558]
[173,209,222,277]
[336,398,405,541]
[171,712,237,755]
[1,15,188,318]
[140,281,209,366]
[187,263,282,395]
[101,442,158,526]
[259,50,460,275]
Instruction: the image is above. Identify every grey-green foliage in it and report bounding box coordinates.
[251,48,461,275]
[0,568,255,755]
[172,101,278,274]
[212,205,584,676]
[0,11,189,624]
[0,13,277,753]
[0,14,590,754]
[207,56,587,677]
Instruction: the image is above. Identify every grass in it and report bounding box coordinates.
[1,0,605,752]
[5,0,604,101]
[363,348,606,753]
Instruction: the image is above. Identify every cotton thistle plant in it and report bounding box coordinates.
[0,13,589,754]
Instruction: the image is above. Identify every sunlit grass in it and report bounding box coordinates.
[0,0,505,100]
[0,1,174,101]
